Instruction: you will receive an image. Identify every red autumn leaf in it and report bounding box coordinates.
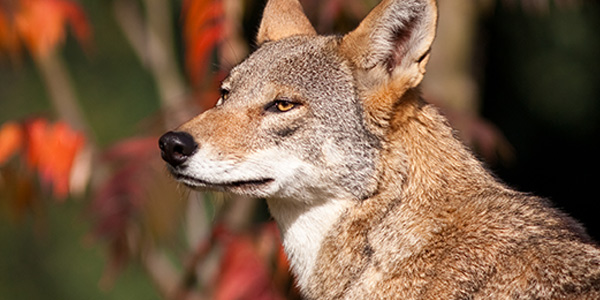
[90,137,157,248]
[187,19,224,86]
[91,138,157,230]
[91,162,145,239]
[46,121,85,198]
[0,122,24,165]
[24,118,49,169]
[13,0,92,57]
[24,118,85,199]
[60,0,91,49]
[89,136,170,284]
[214,234,285,300]
[183,0,224,40]
[0,8,22,59]
[183,0,225,86]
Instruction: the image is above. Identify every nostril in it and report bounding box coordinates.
[158,131,198,167]
[173,144,184,155]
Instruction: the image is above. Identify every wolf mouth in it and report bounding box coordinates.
[174,173,274,189]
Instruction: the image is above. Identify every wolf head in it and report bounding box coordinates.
[159,0,438,205]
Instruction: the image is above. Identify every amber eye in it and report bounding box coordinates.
[275,100,295,112]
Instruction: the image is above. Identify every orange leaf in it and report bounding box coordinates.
[24,119,85,199]
[183,0,225,86]
[15,0,92,57]
[44,121,85,199]
[186,23,223,85]
[182,0,210,40]
[0,122,24,165]
[0,8,22,60]
[24,118,48,169]
[184,0,224,42]
[61,0,92,50]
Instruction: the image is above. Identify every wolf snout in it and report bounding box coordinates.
[158,131,198,167]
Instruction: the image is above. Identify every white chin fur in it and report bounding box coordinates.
[174,147,338,201]
[267,197,352,293]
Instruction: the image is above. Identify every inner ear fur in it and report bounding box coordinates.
[256,0,316,45]
[339,0,437,134]
[341,0,438,89]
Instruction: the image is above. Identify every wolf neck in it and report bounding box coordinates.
[297,91,505,298]
[388,91,500,200]
[266,197,352,291]
[270,91,501,296]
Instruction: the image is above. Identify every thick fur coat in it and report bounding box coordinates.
[159,0,600,298]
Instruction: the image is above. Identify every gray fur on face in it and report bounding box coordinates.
[224,36,381,200]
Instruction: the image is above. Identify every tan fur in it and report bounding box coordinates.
[308,91,600,299]
[179,103,265,158]
[160,0,600,298]
[256,0,316,45]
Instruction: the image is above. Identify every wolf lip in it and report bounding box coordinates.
[174,173,274,189]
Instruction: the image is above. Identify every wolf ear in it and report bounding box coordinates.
[341,0,437,89]
[256,0,316,45]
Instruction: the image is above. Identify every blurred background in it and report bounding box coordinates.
[1,0,599,299]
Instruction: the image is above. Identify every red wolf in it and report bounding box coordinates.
[159,0,600,298]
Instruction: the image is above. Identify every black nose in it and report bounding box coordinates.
[158,131,198,167]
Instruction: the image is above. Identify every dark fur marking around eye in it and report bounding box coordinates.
[275,126,299,138]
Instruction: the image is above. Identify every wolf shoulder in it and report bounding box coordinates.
[343,190,600,299]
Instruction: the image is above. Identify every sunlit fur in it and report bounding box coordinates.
[166,0,600,298]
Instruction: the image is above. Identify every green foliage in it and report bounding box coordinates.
[0,201,159,300]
